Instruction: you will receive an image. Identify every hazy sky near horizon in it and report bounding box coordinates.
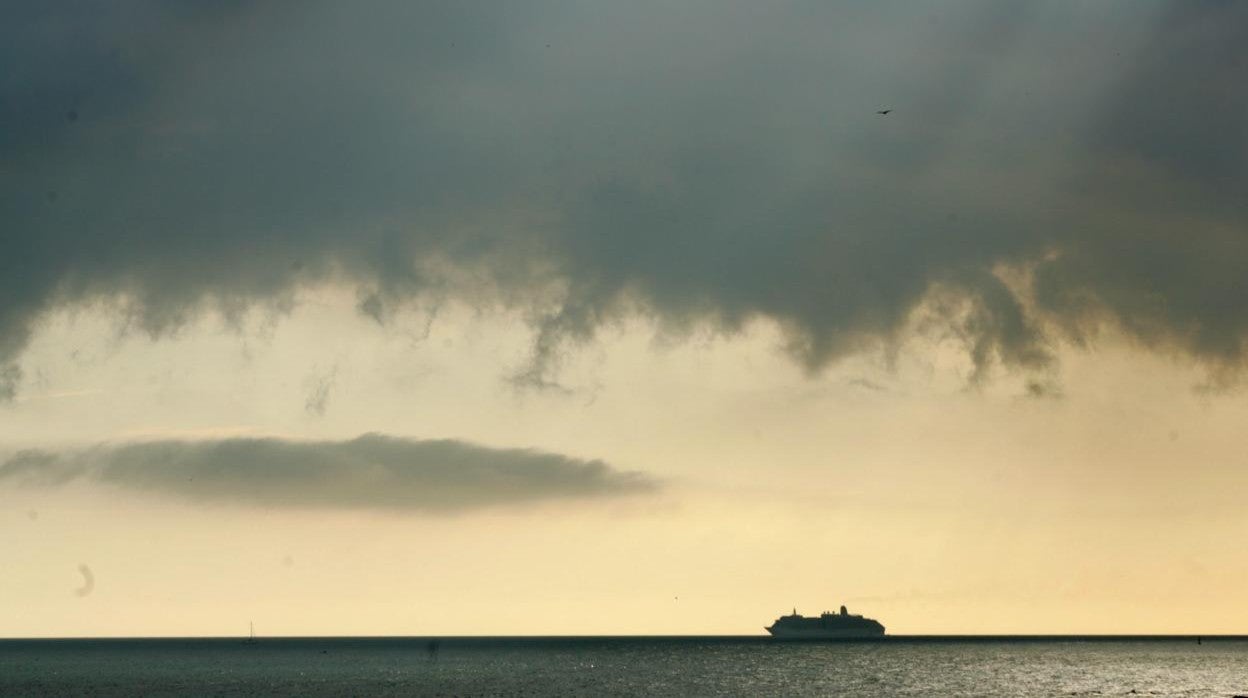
[3,1,1248,636]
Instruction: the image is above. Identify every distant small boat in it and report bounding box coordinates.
[243,621,258,645]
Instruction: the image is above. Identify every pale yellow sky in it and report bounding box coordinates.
[5,1,1247,639]
[4,288,1247,637]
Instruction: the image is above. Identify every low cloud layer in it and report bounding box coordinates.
[0,434,656,512]
[3,2,1246,397]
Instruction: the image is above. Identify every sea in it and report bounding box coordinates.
[2,636,1246,697]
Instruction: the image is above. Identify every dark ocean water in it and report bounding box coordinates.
[2,636,1247,697]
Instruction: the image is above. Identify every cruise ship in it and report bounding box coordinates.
[765,605,885,638]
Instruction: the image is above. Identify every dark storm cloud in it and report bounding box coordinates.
[2,1,1245,396]
[0,434,656,512]
[1034,1,1248,374]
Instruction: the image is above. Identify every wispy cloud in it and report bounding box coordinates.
[0,434,657,513]
[303,364,338,417]
[74,564,95,598]
[14,389,106,403]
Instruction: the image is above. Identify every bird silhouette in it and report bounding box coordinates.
[876,109,893,115]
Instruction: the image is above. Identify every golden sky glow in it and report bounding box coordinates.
[4,1,1247,637]
[5,293,1248,636]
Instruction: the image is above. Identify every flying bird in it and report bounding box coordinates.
[876,109,893,115]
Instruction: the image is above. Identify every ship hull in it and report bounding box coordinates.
[765,626,884,639]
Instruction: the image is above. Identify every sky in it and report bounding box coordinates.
[2,1,1247,636]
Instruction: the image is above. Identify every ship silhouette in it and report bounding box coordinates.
[766,605,885,638]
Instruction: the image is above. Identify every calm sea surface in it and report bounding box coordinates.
[2,636,1246,697]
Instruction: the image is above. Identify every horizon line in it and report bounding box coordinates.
[3,633,1244,642]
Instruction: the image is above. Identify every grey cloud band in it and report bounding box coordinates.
[0,434,656,512]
